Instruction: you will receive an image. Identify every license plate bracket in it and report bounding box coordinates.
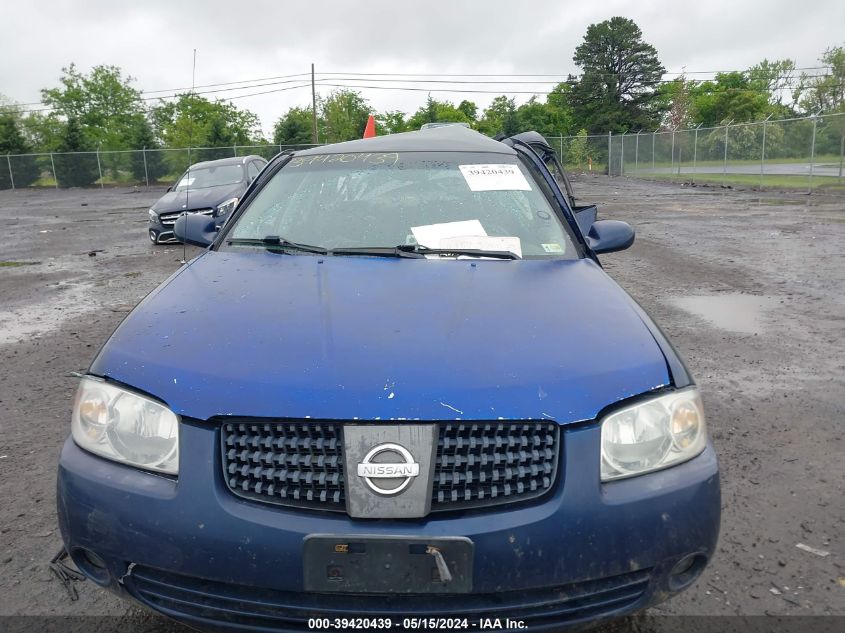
[303,535,473,593]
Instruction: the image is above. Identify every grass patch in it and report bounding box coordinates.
[0,261,41,267]
[637,172,845,192]
[627,154,842,171]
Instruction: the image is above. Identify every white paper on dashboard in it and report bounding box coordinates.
[411,220,487,249]
[458,164,532,191]
[439,236,523,258]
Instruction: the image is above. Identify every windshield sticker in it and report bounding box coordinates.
[288,152,400,168]
[440,236,523,258]
[542,243,564,254]
[459,164,532,192]
[411,220,487,249]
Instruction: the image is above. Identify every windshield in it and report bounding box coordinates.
[175,164,243,190]
[224,151,578,259]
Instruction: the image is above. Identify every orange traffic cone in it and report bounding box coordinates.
[363,115,376,138]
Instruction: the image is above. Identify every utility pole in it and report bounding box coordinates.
[311,63,318,144]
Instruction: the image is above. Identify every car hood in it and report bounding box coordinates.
[151,183,243,213]
[91,252,671,423]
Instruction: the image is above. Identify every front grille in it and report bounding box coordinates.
[221,421,560,513]
[126,564,650,632]
[432,422,558,510]
[222,422,344,511]
[159,208,213,226]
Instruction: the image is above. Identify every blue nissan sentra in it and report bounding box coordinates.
[57,126,719,631]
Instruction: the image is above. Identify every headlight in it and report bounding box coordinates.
[148,208,158,223]
[216,197,238,217]
[71,376,179,474]
[600,388,706,481]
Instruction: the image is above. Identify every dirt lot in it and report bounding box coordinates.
[0,177,843,629]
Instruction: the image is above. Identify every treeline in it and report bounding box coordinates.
[1,16,843,188]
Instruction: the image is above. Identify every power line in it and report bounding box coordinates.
[6,64,836,112]
[321,66,833,77]
[142,72,311,95]
[4,70,840,116]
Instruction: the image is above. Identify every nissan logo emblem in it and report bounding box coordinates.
[356,443,420,496]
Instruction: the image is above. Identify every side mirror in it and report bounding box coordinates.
[174,213,218,248]
[166,185,173,193]
[586,220,635,254]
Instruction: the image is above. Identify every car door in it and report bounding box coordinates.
[504,132,598,237]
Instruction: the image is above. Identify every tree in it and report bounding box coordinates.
[566,129,590,169]
[457,100,478,121]
[126,117,166,183]
[54,117,99,187]
[515,95,573,139]
[0,105,41,188]
[688,72,769,126]
[41,64,146,149]
[544,81,577,136]
[799,46,845,113]
[19,112,65,153]
[570,17,666,132]
[702,118,783,159]
[198,117,236,162]
[476,96,517,136]
[659,73,694,130]
[152,94,261,149]
[273,106,317,145]
[321,90,372,143]
[376,110,408,135]
[406,96,472,130]
[747,59,798,109]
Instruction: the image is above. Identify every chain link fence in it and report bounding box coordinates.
[4,115,844,194]
[549,111,845,195]
[0,144,320,190]
[548,133,610,175]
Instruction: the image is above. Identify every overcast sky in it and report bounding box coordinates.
[2,0,843,136]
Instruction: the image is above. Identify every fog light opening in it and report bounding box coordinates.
[668,553,707,591]
[70,548,111,585]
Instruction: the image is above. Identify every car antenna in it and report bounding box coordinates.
[182,48,197,265]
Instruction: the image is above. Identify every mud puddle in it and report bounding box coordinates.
[670,293,780,335]
[0,280,98,345]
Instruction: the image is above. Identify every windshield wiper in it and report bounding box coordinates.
[396,244,520,260]
[226,236,328,255]
[330,246,425,258]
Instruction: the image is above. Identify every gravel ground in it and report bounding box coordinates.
[0,177,842,629]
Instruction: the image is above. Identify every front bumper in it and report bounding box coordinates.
[57,421,720,632]
[148,219,179,244]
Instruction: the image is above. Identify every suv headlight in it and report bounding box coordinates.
[216,197,238,217]
[71,376,179,475]
[600,388,706,481]
[148,208,158,223]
